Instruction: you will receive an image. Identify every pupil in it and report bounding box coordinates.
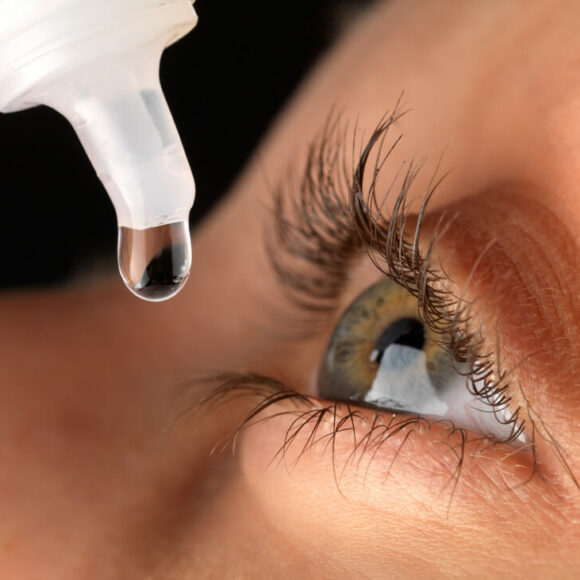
[394,319,425,349]
[374,318,425,364]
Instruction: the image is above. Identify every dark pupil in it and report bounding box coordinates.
[374,318,425,364]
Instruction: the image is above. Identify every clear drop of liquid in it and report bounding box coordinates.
[117,221,192,302]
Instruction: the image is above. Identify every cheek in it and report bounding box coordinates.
[238,403,568,576]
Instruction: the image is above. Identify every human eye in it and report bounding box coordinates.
[184,106,574,502]
[317,275,521,444]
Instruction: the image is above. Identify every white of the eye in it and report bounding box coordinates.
[364,345,520,442]
[365,346,448,415]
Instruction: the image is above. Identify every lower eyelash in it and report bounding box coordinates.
[184,372,537,503]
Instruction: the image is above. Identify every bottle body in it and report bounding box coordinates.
[0,0,198,300]
[0,0,197,230]
[0,0,197,113]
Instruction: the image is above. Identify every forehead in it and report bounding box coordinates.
[216,2,579,220]
[201,1,580,290]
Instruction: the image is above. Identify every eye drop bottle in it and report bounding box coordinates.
[0,0,198,301]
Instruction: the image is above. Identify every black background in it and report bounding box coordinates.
[0,0,372,289]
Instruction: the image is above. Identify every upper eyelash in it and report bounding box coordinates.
[266,113,369,316]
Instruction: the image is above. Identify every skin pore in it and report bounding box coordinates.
[0,0,579,577]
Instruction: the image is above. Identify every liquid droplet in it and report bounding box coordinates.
[117,221,191,302]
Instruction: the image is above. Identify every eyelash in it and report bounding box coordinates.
[185,104,534,489]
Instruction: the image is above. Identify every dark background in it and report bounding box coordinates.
[0,0,373,289]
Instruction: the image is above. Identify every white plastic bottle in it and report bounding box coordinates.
[0,0,198,301]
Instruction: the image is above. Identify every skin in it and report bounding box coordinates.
[0,0,579,577]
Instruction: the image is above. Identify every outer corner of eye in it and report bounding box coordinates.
[316,277,520,443]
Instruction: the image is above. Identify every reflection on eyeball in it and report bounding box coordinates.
[317,278,519,442]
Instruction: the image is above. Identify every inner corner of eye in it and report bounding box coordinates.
[316,278,516,442]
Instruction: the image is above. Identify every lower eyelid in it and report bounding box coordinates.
[237,392,543,514]
[200,375,535,485]
[234,391,577,578]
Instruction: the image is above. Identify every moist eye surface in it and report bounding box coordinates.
[317,277,518,441]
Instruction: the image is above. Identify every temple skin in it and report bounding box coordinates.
[0,1,579,577]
